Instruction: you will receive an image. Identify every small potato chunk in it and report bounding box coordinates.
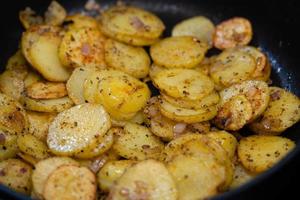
[17,135,50,160]
[26,81,67,99]
[44,1,67,26]
[249,87,300,135]
[108,159,177,200]
[32,157,79,199]
[113,123,164,160]
[47,103,111,156]
[153,68,214,100]
[43,165,96,200]
[0,70,25,100]
[97,160,137,191]
[238,135,295,173]
[0,159,32,194]
[19,7,43,29]
[58,27,106,69]
[0,130,18,161]
[104,39,150,78]
[172,16,215,48]
[150,36,208,68]
[64,14,100,30]
[213,17,252,49]
[101,6,165,46]
[230,163,256,189]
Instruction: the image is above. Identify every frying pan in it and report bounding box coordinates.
[0,0,299,199]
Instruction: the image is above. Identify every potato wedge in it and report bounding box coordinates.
[26,81,67,99]
[20,96,74,113]
[58,27,106,69]
[43,165,96,200]
[153,68,214,100]
[0,159,32,194]
[150,36,208,68]
[108,159,177,200]
[113,123,164,160]
[44,1,66,26]
[0,70,25,100]
[19,7,43,29]
[47,103,111,156]
[230,163,256,189]
[97,160,137,192]
[238,135,295,173]
[64,14,100,30]
[172,16,215,48]
[249,87,300,135]
[104,39,150,78]
[21,25,71,82]
[213,17,252,49]
[32,157,79,199]
[0,129,18,161]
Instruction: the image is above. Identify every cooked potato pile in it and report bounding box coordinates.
[0,1,299,200]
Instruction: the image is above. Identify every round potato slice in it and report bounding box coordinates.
[0,70,25,101]
[150,36,208,68]
[32,157,79,199]
[213,17,252,49]
[0,159,33,194]
[43,165,96,200]
[25,81,67,99]
[153,68,214,100]
[0,129,18,161]
[47,103,111,156]
[101,6,165,46]
[24,70,42,88]
[149,63,166,79]
[230,163,256,189]
[104,39,150,78]
[108,159,177,200]
[238,135,295,173]
[5,50,29,77]
[249,87,300,135]
[64,14,100,30]
[172,16,215,47]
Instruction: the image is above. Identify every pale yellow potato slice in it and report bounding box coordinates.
[149,63,166,79]
[0,70,25,100]
[111,111,146,127]
[44,1,66,26]
[109,160,177,200]
[230,163,256,189]
[150,36,208,68]
[238,135,295,173]
[83,72,100,104]
[47,103,111,156]
[24,70,42,88]
[0,129,18,161]
[26,81,67,99]
[19,7,43,29]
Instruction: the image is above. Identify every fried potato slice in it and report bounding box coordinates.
[150,36,208,68]
[108,159,177,200]
[149,63,166,79]
[64,14,100,30]
[0,159,33,194]
[213,17,252,49]
[19,7,43,29]
[104,39,150,78]
[238,135,295,173]
[111,111,146,127]
[47,103,111,156]
[230,163,256,189]
[24,70,42,88]
[44,1,67,26]
[0,70,25,100]
[26,81,67,99]
[172,16,215,47]
[43,165,96,200]
[113,123,164,160]
[249,87,300,135]
[153,68,214,100]
[32,157,79,199]
[5,50,28,78]
[0,129,18,161]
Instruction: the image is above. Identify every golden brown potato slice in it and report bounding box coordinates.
[17,152,39,166]
[194,56,216,75]
[104,39,150,78]
[5,50,28,77]
[150,36,208,68]
[249,87,300,135]
[149,63,166,79]
[26,81,67,99]
[113,123,164,160]
[47,103,111,156]
[64,14,100,30]
[58,27,106,69]
[24,70,42,88]
[100,6,165,46]
[153,68,214,100]
[97,160,137,192]
[43,165,96,200]
[108,159,177,200]
[0,129,18,161]
[0,70,25,100]
[32,157,79,199]
[238,135,295,173]
[172,16,215,48]
[0,159,33,194]
[230,163,256,189]
[44,1,67,26]
[19,7,43,29]
[213,17,252,49]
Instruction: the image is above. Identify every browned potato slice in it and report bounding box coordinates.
[19,7,43,29]
[150,112,177,141]
[17,152,39,166]
[238,135,295,173]
[47,103,111,156]
[108,159,177,200]
[26,81,67,99]
[213,17,252,49]
[5,50,28,77]
[149,63,166,79]
[64,14,100,30]
[24,70,42,88]
[194,56,217,75]
[44,1,67,26]
[150,36,208,68]
[0,129,18,161]
[0,70,25,100]
[101,6,165,46]
[43,165,96,200]
[172,16,215,48]
[113,123,164,160]
[230,163,256,189]
[153,68,214,100]
[32,157,79,199]
[249,87,300,135]
[58,27,106,69]
[111,111,146,127]
[104,39,150,78]
[0,93,28,135]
